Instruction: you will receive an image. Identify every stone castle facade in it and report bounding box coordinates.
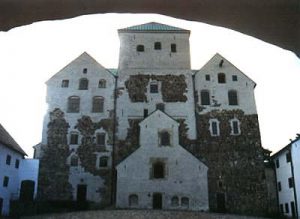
[36,22,269,214]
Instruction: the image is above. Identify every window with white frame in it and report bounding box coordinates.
[230,118,241,135]
[209,119,220,136]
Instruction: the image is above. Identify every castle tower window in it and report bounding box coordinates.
[98,79,106,88]
[156,103,165,112]
[218,73,226,83]
[232,75,238,81]
[70,155,79,166]
[129,194,138,207]
[99,156,108,167]
[209,119,220,136]
[160,131,170,146]
[200,90,210,105]
[171,44,177,53]
[96,133,105,146]
[79,78,88,90]
[15,159,20,169]
[150,82,158,93]
[171,196,179,207]
[181,197,189,207]
[230,119,241,135]
[205,75,210,81]
[67,96,80,113]
[154,42,161,50]
[70,132,79,144]
[228,90,238,105]
[136,45,144,52]
[286,152,291,163]
[83,68,87,74]
[6,155,11,165]
[92,96,104,113]
[3,176,9,187]
[61,80,69,88]
[153,162,165,179]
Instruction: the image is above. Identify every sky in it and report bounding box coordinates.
[0,13,299,157]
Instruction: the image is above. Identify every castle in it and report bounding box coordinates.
[35,22,269,214]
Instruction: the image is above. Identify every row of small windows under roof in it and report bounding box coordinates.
[136,43,177,53]
[68,96,104,113]
[61,78,106,89]
[200,90,238,106]
[204,73,238,83]
[70,132,106,146]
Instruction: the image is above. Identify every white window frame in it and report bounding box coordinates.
[209,119,220,136]
[230,118,241,135]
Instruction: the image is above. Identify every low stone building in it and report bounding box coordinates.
[36,22,270,215]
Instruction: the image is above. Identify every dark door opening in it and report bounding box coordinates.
[19,180,35,202]
[0,198,3,215]
[153,193,162,209]
[291,201,296,218]
[77,184,87,202]
[216,193,226,213]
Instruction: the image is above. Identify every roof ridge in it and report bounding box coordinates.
[118,22,190,33]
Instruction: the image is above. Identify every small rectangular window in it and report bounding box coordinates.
[97,133,105,146]
[278,182,282,191]
[205,75,210,81]
[15,159,20,169]
[232,121,239,134]
[61,80,69,88]
[144,109,148,118]
[212,122,218,136]
[150,84,158,93]
[70,133,78,144]
[280,204,284,213]
[3,176,9,187]
[232,75,238,81]
[288,177,294,188]
[6,155,11,165]
[171,44,177,53]
[276,159,280,168]
[286,152,291,163]
[83,68,87,74]
[285,203,289,213]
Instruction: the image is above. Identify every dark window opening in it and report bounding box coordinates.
[3,176,9,187]
[156,103,165,112]
[154,42,161,50]
[98,79,106,88]
[181,197,189,207]
[171,44,177,53]
[276,159,280,168]
[70,155,78,166]
[205,75,210,81]
[171,196,179,207]
[218,181,223,188]
[200,90,210,105]
[68,96,80,113]
[160,131,170,146]
[280,204,284,214]
[278,182,282,191]
[291,201,296,217]
[96,133,105,146]
[144,109,148,118]
[228,90,238,105]
[99,156,108,167]
[218,73,226,83]
[286,152,291,163]
[288,177,294,188]
[61,80,69,88]
[211,121,219,136]
[137,45,144,52]
[92,96,104,113]
[70,133,78,144]
[83,68,87,74]
[19,180,35,202]
[15,159,20,169]
[6,155,11,165]
[129,194,138,207]
[232,75,238,81]
[150,83,158,93]
[232,121,239,134]
[152,193,162,209]
[285,203,289,213]
[77,184,87,202]
[79,78,88,90]
[153,162,165,179]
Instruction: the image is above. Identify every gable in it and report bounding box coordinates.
[139,110,179,128]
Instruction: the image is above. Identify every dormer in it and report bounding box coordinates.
[118,22,191,70]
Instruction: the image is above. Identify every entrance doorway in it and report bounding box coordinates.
[20,180,35,202]
[77,184,87,202]
[153,193,162,209]
[0,198,3,215]
[216,193,226,213]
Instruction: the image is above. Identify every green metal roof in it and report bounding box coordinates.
[118,22,189,33]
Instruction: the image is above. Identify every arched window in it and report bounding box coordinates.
[218,73,226,83]
[68,96,80,113]
[92,96,104,112]
[228,90,238,105]
[98,79,106,88]
[171,196,179,207]
[99,156,108,167]
[181,197,189,207]
[209,119,220,136]
[154,42,161,50]
[200,90,210,105]
[79,78,88,90]
[150,81,158,93]
[230,119,241,135]
[160,131,170,146]
[129,194,138,207]
[153,162,165,179]
[136,45,144,52]
[70,155,79,166]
